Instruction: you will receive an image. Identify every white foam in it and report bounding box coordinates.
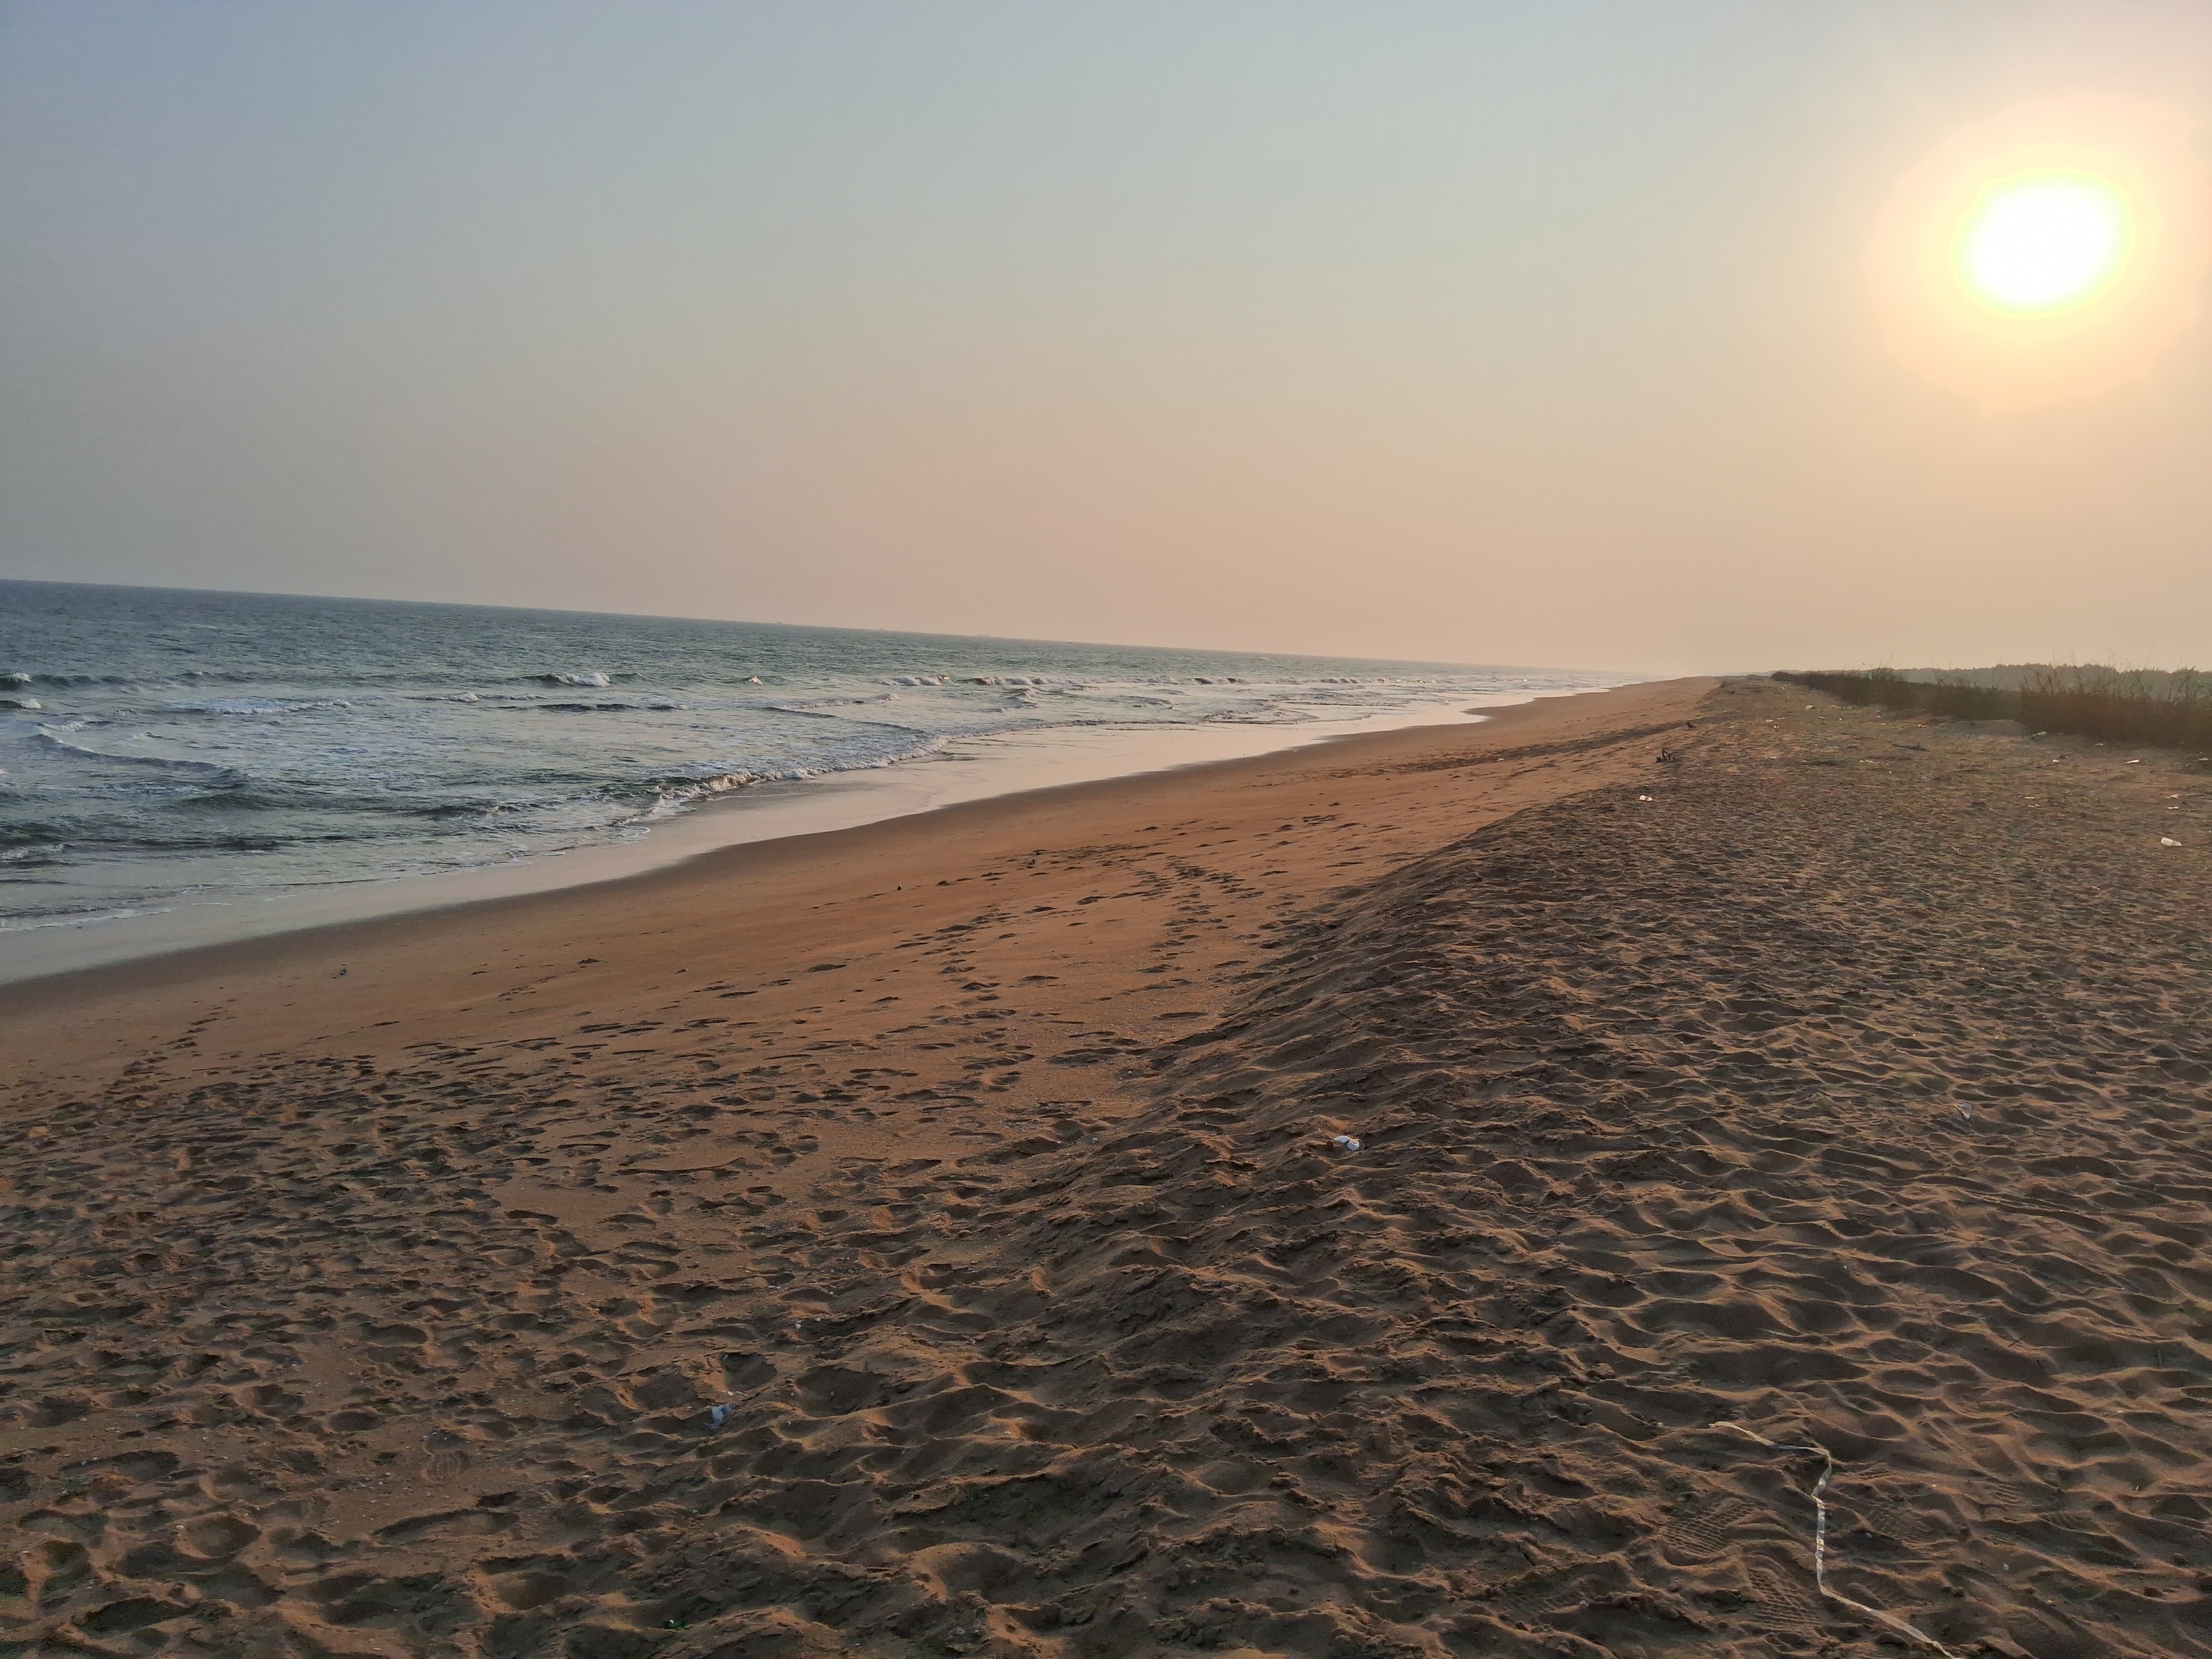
[162,696,358,716]
[0,904,176,933]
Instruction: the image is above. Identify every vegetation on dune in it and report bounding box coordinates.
[1776,664,2212,755]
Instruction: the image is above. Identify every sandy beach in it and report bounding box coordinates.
[0,690,1573,989]
[8,674,2212,1658]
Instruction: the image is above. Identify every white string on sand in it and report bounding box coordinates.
[1721,1422,1960,1657]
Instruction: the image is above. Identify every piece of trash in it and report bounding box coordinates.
[2162,837,2183,847]
[707,1404,732,1429]
[333,967,348,978]
[1956,1103,1972,1122]
[1721,1423,1963,1656]
[2127,758,2142,764]
[1329,1134,1361,1152]
[1636,795,1654,802]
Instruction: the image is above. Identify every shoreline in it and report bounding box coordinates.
[0,686,1601,989]
[3,678,1697,1085]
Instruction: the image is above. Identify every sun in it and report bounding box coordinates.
[1955,172,2131,313]
[1867,94,2210,410]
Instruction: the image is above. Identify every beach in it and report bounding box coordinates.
[0,690,1576,988]
[8,673,2212,1657]
[0,579,1616,979]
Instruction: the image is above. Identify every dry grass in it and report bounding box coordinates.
[1775,665,2212,755]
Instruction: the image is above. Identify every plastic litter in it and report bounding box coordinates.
[1329,1134,1361,1152]
[1636,795,1654,802]
[707,1404,733,1429]
[1722,1422,1961,1656]
[1956,1103,1972,1122]
[2162,837,2183,847]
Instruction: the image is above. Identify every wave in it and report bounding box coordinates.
[537,671,613,687]
[34,728,251,786]
[534,700,676,713]
[161,697,359,716]
[762,703,938,731]
[5,671,143,688]
[621,770,763,820]
[621,731,953,822]
[0,825,70,865]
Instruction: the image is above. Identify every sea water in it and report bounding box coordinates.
[0,581,1621,937]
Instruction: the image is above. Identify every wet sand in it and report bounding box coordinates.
[8,675,2212,1658]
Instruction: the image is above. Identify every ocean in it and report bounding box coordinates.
[0,581,1621,940]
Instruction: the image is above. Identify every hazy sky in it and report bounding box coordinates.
[5,2,2212,674]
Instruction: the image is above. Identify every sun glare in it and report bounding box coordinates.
[1868,95,2210,410]
[1957,173,2130,313]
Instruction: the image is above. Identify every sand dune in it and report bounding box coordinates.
[7,677,2212,1658]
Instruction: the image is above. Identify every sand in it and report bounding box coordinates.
[7,675,2212,1658]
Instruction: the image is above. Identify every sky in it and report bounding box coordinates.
[4,2,2211,676]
